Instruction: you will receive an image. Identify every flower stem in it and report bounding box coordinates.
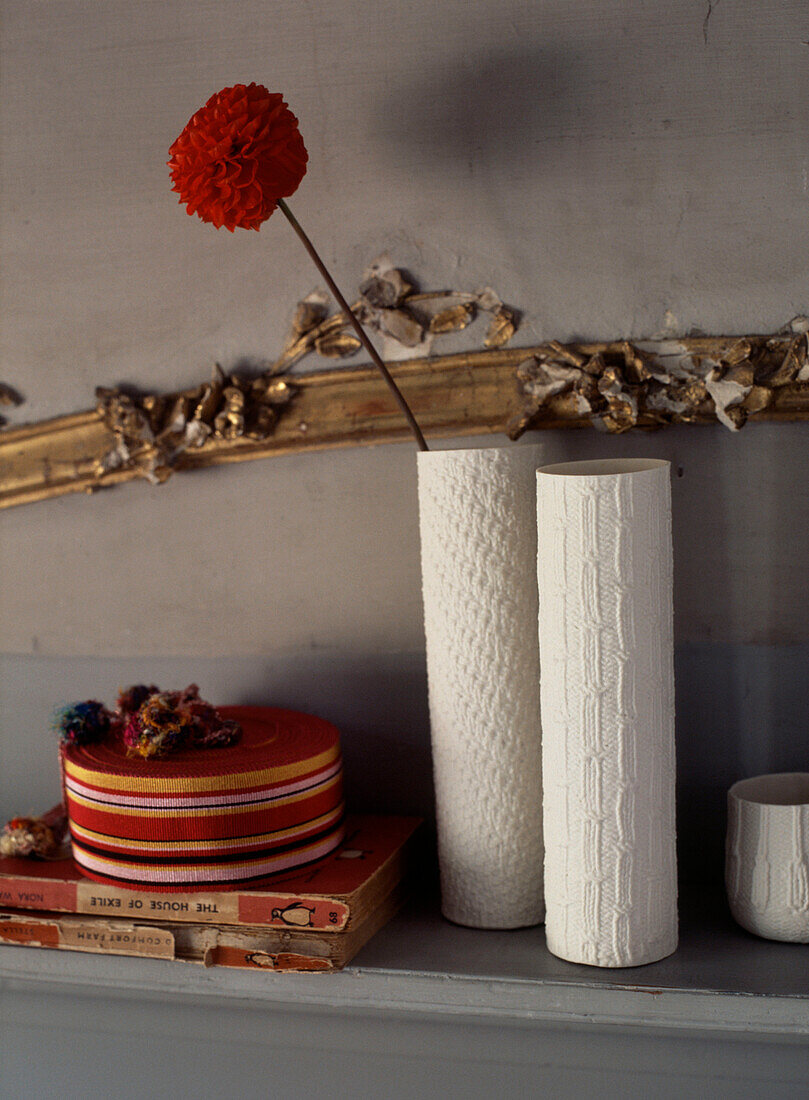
[277,198,429,452]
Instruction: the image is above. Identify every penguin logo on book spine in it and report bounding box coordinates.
[271,901,316,927]
[244,951,276,968]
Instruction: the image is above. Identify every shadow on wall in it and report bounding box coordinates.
[368,24,809,322]
[676,642,809,884]
[240,651,436,820]
[371,46,576,166]
[372,17,808,164]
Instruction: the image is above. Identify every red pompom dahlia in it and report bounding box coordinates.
[168,83,308,231]
[168,83,428,449]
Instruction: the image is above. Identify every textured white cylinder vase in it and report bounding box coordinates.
[418,446,545,929]
[536,458,677,967]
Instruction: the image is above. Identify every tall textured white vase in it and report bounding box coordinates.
[536,458,677,967]
[418,446,545,929]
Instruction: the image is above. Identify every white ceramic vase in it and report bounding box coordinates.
[536,458,678,967]
[726,772,809,942]
[417,445,545,929]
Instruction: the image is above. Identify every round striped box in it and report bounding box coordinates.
[61,706,345,890]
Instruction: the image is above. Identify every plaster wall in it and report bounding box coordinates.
[1,0,809,899]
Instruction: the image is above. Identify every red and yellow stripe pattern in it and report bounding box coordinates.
[62,707,345,890]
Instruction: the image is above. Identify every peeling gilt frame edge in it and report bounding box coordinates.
[2,337,808,511]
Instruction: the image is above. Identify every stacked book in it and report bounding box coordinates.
[0,815,420,972]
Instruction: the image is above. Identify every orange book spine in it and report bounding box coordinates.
[0,873,351,930]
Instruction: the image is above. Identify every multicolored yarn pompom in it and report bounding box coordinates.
[117,683,160,716]
[180,691,242,748]
[123,692,195,759]
[55,684,241,761]
[0,805,67,859]
[55,700,112,747]
[194,716,242,748]
[117,683,242,759]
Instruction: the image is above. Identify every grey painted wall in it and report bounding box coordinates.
[2,5,809,1085]
[3,0,809,426]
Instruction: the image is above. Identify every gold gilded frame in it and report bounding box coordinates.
[2,335,808,510]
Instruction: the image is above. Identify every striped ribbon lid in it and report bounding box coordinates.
[62,707,345,891]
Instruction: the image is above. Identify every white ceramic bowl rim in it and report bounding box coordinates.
[729,772,809,807]
[537,458,669,478]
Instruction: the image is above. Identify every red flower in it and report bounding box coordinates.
[168,83,308,231]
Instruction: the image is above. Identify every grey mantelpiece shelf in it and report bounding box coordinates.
[1,890,807,1035]
[2,891,809,1099]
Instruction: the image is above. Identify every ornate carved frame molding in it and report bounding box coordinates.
[2,332,808,511]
